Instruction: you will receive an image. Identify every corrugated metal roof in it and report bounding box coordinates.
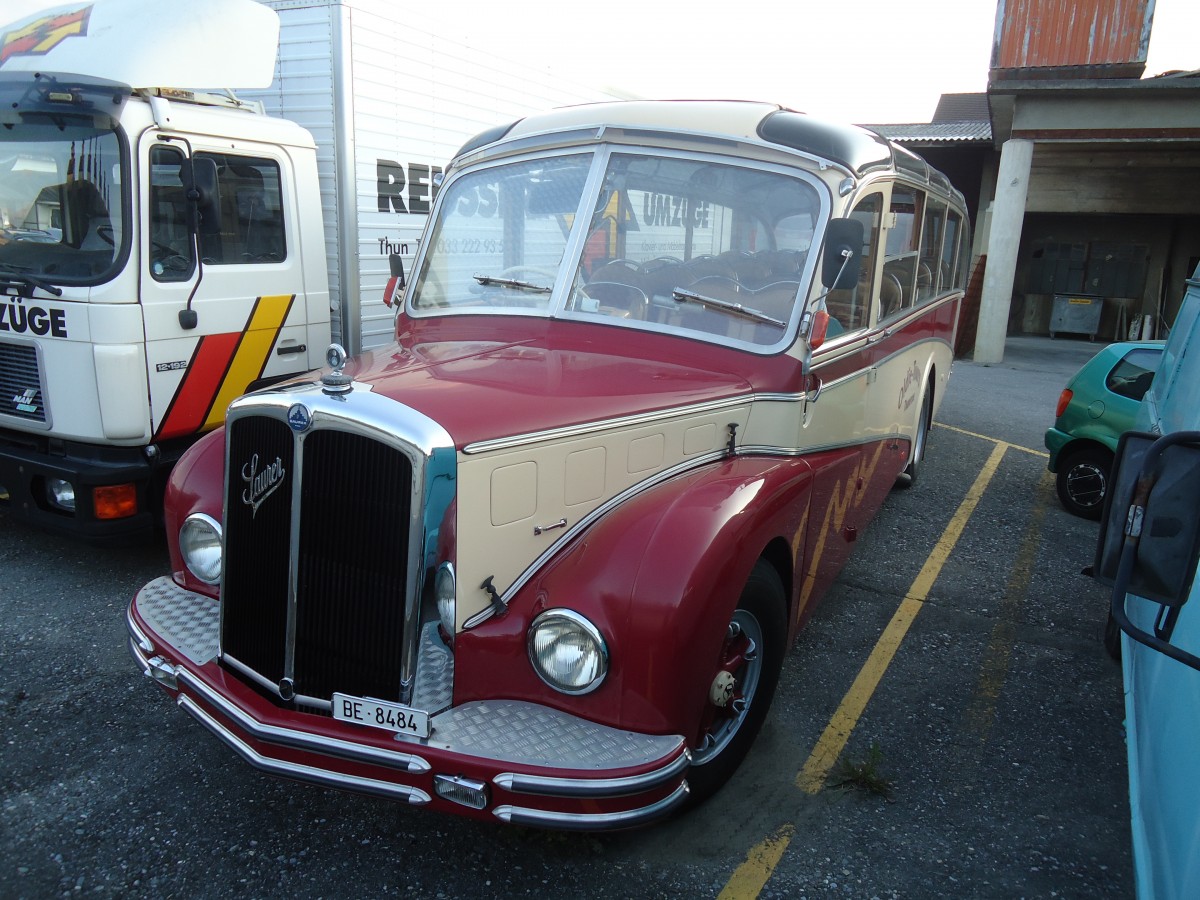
[932,93,990,123]
[991,0,1153,79]
[863,121,993,144]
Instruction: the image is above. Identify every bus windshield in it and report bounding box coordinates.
[409,148,825,351]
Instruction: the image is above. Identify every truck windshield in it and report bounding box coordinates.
[409,148,824,350]
[0,117,126,285]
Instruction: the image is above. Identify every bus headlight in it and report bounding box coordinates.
[528,609,608,695]
[435,562,456,642]
[180,513,222,585]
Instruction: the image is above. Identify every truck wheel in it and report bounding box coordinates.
[1055,445,1112,519]
[897,384,931,488]
[686,560,786,805]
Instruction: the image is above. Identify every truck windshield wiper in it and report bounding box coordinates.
[472,273,552,294]
[671,287,785,328]
[0,264,64,297]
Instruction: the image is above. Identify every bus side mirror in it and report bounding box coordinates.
[821,218,863,289]
[187,158,222,236]
[1095,431,1200,669]
[383,252,406,308]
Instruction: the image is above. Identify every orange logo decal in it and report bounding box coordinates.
[1,6,92,67]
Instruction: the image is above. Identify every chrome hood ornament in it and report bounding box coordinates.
[321,343,352,394]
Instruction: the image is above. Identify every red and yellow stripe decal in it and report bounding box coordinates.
[153,294,295,441]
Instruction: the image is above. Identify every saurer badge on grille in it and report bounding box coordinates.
[240,453,286,517]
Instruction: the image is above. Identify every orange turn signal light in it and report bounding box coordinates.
[808,309,829,351]
[93,483,139,520]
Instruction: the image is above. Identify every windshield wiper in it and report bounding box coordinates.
[473,273,552,294]
[671,287,785,328]
[0,264,64,297]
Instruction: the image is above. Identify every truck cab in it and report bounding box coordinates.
[0,0,329,540]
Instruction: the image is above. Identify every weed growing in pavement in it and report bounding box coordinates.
[831,741,895,801]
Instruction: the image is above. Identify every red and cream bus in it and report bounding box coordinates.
[128,100,971,829]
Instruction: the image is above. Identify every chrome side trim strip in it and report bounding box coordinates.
[463,328,955,461]
[177,668,431,776]
[178,695,431,806]
[493,782,689,830]
[737,429,904,458]
[494,747,691,798]
[463,395,752,455]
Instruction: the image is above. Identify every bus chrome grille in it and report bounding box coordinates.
[221,416,414,705]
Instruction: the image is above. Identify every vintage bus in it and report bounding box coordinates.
[127,100,971,829]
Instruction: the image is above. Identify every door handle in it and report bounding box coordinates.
[276,344,307,356]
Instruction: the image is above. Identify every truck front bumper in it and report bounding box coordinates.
[127,577,691,830]
[0,432,167,543]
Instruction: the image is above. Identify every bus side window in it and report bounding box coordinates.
[882,185,924,316]
[956,217,972,290]
[918,195,947,302]
[827,191,882,333]
[941,208,964,293]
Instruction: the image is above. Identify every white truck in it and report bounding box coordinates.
[0,0,621,541]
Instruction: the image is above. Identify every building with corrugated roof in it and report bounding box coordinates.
[865,0,1200,362]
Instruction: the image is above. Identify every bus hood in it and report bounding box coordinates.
[336,318,760,450]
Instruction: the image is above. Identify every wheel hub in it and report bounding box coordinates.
[709,670,737,707]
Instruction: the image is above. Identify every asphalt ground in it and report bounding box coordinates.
[1,334,1131,899]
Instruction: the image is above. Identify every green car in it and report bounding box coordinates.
[1045,340,1164,518]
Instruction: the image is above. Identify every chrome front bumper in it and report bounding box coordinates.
[128,577,691,830]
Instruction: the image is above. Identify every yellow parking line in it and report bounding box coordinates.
[935,422,1048,458]
[796,440,1008,791]
[716,825,795,900]
[718,441,1009,899]
[964,470,1054,743]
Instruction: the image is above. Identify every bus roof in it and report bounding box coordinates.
[453,99,962,202]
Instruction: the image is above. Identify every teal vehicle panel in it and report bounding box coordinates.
[1120,265,1200,899]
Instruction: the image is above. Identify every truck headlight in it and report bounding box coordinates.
[180,513,222,585]
[528,609,608,695]
[46,477,76,511]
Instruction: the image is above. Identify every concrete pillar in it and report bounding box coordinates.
[974,139,1034,364]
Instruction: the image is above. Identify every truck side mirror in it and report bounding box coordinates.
[821,218,863,290]
[186,157,222,236]
[1094,430,1200,669]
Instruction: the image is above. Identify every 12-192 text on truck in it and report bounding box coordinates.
[128,100,971,829]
